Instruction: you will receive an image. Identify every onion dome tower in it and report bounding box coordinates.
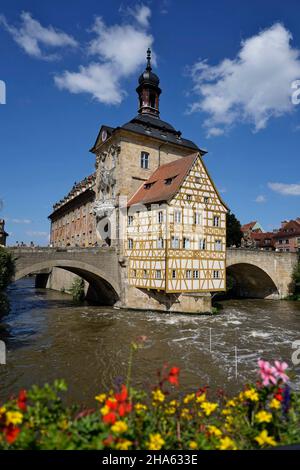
[136,48,161,117]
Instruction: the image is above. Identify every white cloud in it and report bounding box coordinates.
[128,4,151,27]
[255,195,266,203]
[268,182,300,196]
[55,8,154,104]
[11,218,32,224]
[0,11,78,60]
[188,23,300,136]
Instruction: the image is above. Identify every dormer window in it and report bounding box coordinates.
[165,177,173,185]
[144,182,155,189]
[141,151,149,169]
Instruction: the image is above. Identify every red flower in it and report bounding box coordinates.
[118,402,132,417]
[168,367,180,386]
[106,399,118,411]
[4,425,20,444]
[17,389,27,411]
[115,385,128,402]
[274,387,283,402]
[103,412,117,425]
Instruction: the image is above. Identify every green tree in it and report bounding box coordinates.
[70,277,85,302]
[292,258,300,296]
[226,211,243,247]
[0,247,15,314]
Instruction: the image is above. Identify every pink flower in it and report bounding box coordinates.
[258,359,277,386]
[274,361,289,383]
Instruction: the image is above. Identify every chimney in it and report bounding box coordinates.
[281,220,288,228]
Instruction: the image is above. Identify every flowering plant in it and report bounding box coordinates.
[0,359,299,450]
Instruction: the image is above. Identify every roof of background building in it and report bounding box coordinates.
[49,173,96,217]
[241,221,258,232]
[273,219,300,238]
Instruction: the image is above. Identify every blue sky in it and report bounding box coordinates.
[0,0,300,245]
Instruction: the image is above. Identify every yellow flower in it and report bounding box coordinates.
[100,405,110,416]
[226,399,236,407]
[200,401,218,416]
[244,388,259,402]
[0,406,6,418]
[170,399,179,407]
[6,411,23,426]
[270,398,281,410]
[189,441,198,449]
[135,403,148,414]
[147,433,165,450]
[195,393,206,404]
[255,410,272,423]
[59,419,69,431]
[255,430,277,447]
[152,389,165,403]
[207,425,222,437]
[95,393,107,403]
[218,436,237,450]
[165,406,176,415]
[183,393,195,404]
[221,408,232,416]
[181,408,192,419]
[111,421,128,434]
[115,439,133,450]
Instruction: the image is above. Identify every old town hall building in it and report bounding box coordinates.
[49,50,227,313]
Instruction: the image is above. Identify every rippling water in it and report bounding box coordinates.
[0,278,300,405]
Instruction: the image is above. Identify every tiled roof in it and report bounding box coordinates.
[128,153,199,206]
[273,219,300,238]
[50,173,96,215]
[241,221,257,232]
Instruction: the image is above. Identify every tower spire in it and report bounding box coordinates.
[136,49,161,117]
[146,48,152,71]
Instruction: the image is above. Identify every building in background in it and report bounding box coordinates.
[0,219,8,246]
[49,174,96,247]
[272,219,300,252]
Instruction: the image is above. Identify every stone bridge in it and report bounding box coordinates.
[9,247,121,305]
[7,247,298,303]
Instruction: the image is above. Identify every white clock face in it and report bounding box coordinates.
[101,129,107,142]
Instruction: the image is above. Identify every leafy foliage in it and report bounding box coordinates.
[70,277,85,302]
[0,247,15,314]
[226,211,243,247]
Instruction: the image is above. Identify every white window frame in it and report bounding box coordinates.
[157,237,164,249]
[128,215,134,226]
[128,238,133,249]
[183,237,190,249]
[174,210,181,224]
[171,236,180,249]
[213,215,220,227]
[157,211,164,223]
[213,270,220,279]
[193,270,199,279]
[194,212,202,225]
[141,151,149,169]
[215,239,222,251]
[155,270,162,279]
[199,238,206,250]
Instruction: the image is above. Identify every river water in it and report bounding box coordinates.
[0,278,300,406]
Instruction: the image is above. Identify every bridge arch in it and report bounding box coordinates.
[226,262,279,299]
[15,259,120,305]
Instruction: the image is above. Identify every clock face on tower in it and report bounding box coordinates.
[101,129,107,142]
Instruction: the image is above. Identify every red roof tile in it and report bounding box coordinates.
[128,153,199,206]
